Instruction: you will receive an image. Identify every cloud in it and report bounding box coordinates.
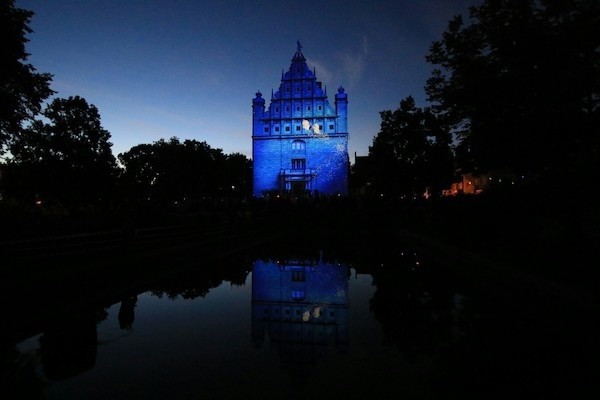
[336,36,368,90]
[306,58,334,89]
[307,36,369,92]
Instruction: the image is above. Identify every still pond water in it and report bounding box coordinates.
[6,244,598,399]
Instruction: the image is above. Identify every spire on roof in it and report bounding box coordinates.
[297,40,303,52]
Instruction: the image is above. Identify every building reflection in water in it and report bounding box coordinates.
[251,255,350,380]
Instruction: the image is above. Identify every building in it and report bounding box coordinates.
[252,42,349,197]
[251,257,349,370]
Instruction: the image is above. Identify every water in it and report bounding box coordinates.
[3,244,598,399]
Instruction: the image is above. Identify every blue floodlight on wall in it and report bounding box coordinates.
[252,43,349,197]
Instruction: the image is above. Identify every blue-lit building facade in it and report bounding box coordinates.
[252,43,349,196]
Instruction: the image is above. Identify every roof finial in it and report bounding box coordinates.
[297,40,303,52]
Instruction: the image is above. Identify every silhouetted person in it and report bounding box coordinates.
[118,295,138,330]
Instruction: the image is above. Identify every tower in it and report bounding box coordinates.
[252,43,349,197]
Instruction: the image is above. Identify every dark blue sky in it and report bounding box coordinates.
[17,0,479,163]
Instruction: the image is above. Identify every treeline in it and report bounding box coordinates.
[0,1,251,237]
[357,0,598,199]
[350,0,599,284]
[2,94,252,207]
[2,0,599,256]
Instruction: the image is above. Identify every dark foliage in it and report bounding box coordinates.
[425,0,600,188]
[366,96,455,197]
[0,0,54,153]
[3,96,119,206]
[117,137,251,205]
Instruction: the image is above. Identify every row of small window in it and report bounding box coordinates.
[262,307,336,318]
[284,85,315,93]
[264,124,333,133]
[273,105,322,113]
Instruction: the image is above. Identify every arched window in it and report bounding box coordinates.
[291,140,306,151]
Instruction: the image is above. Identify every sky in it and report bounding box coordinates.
[17,0,480,164]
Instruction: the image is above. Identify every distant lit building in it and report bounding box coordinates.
[252,42,349,196]
[442,171,524,196]
[442,172,489,196]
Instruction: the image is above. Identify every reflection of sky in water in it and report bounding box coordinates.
[12,256,595,399]
[15,269,390,399]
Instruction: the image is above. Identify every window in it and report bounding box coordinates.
[291,290,305,300]
[307,106,311,111]
[296,126,301,131]
[296,106,300,111]
[264,127,269,133]
[318,105,322,111]
[286,106,290,111]
[275,107,279,112]
[329,124,334,130]
[291,140,305,151]
[291,158,306,170]
[285,126,290,132]
[275,127,279,132]
[291,269,306,282]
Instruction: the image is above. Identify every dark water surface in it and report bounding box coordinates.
[3,240,598,399]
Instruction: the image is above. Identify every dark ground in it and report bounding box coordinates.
[2,189,598,294]
[1,191,599,399]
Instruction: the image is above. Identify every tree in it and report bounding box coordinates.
[118,137,248,204]
[3,96,118,205]
[116,142,156,203]
[0,0,54,154]
[425,0,599,185]
[368,96,455,198]
[223,152,252,195]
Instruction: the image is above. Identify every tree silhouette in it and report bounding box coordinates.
[4,96,118,206]
[368,96,455,197]
[118,137,251,204]
[0,0,54,154]
[223,152,252,195]
[425,0,599,185]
